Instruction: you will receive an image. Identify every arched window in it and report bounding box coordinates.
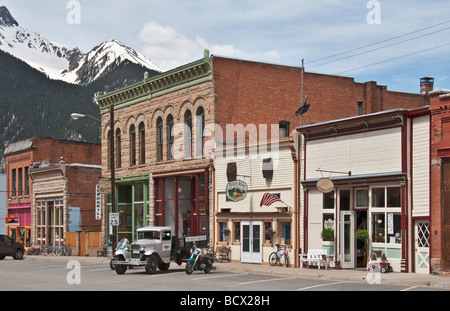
[115,128,122,168]
[196,107,205,157]
[167,115,174,160]
[184,110,192,158]
[139,122,145,165]
[156,117,163,162]
[130,124,136,166]
[107,130,111,169]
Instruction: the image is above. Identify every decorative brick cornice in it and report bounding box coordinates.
[97,50,213,114]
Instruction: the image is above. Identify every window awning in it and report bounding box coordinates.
[301,171,406,190]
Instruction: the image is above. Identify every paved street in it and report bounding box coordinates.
[1,256,448,293]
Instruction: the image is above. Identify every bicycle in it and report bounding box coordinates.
[60,244,72,256]
[268,244,290,267]
[43,244,63,256]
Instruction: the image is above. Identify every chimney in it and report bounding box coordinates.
[420,77,434,94]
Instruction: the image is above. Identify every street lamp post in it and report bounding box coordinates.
[71,108,116,248]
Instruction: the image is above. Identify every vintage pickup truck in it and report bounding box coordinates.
[111,226,209,275]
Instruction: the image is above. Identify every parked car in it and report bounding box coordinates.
[0,234,25,260]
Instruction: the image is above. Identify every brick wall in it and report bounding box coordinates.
[430,92,450,272]
[65,165,101,231]
[101,81,216,180]
[212,57,428,139]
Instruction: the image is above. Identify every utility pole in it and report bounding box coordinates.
[109,106,116,247]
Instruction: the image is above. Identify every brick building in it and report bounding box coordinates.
[4,137,100,247]
[29,160,101,246]
[96,50,429,247]
[430,90,450,274]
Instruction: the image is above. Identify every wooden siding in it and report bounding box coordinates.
[215,145,294,213]
[305,127,402,179]
[307,190,323,250]
[412,116,430,217]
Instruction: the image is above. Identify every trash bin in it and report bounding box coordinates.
[107,246,113,259]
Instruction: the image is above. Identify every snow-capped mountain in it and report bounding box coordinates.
[61,39,161,85]
[0,6,161,85]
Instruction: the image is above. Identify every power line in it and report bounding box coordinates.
[335,41,450,75]
[307,19,450,66]
[308,26,450,69]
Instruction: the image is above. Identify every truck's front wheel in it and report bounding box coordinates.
[145,255,158,274]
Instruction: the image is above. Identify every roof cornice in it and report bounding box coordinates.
[97,50,213,114]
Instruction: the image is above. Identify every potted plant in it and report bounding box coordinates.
[381,252,387,261]
[355,229,369,240]
[223,228,231,236]
[265,227,275,238]
[321,228,334,241]
[370,252,377,261]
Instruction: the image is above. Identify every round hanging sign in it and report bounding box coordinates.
[317,178,334,193]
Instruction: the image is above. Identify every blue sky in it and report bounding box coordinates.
[2,0,450,93]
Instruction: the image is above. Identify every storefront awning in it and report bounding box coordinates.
[301,171,406,190]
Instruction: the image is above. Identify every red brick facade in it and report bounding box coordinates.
[430,91,450,273]
[4,137,100,245]
[212,57,428,137]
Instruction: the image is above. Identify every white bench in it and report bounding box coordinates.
[299,249,329,269]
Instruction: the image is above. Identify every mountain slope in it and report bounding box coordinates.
[0,6,161,85]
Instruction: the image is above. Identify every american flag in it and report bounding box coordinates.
[259,193,282,207]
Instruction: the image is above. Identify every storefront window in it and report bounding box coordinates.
[372,213,385,242]
[155,175,208,238]
[387,187,401,207]
[387,213,401,244]
[371,188,385,207]
[264,222,272,243]
[355,189,369,209]
[322,214,335,241]
[219,222,227,242]
[233,221,240,243]
[279,222,291,245]
[323,191,334,209]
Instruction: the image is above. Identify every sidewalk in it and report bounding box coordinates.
[24,255,450,290]
[213,261,450,290]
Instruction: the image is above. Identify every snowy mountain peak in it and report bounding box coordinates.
[0,7,161,85]
[0,6,18,27]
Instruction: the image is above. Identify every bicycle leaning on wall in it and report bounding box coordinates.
[268,244,290,267]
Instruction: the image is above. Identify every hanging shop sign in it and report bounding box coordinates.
[226,180,248,202]
[5,216,20,226]
[95,184,102,220]
[317,178,334,194]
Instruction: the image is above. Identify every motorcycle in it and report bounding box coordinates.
[185,242,214,274]
[109,238,130,271]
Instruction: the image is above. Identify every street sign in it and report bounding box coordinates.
[185,235,207,242]
[95,184,102,220]
[109,213,119,226]
[98,179,111,194]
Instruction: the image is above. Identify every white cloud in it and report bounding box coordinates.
[138,21,281,71]
[138,22,200,71]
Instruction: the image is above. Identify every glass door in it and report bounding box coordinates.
[340,211,355,268]
[241,221,262,263]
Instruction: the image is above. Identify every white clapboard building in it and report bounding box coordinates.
[297,107,430,273]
